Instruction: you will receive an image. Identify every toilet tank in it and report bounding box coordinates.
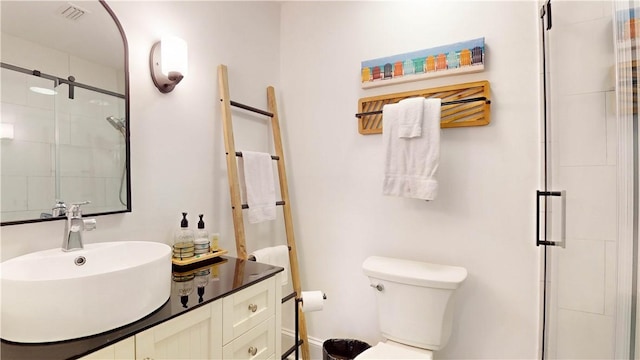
[362,256,467,351]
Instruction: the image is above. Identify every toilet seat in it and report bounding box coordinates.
[355,341,433,359]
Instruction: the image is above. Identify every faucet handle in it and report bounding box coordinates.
[71,201,91,207]
[69,201,91,217]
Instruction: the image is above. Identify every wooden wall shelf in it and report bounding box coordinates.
[356,80,491,135]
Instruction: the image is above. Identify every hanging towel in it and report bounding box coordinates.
[249,245,289,286]
[382,98,441,200]
[241,151,276,223]
[397,97,425,138]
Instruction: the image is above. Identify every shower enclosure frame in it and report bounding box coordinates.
[538,1,638,358]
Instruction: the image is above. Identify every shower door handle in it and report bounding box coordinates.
[536,190,566,247]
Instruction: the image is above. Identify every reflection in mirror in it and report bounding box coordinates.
[0,1,130,225]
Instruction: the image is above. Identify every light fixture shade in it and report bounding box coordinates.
[160,36,188,77]
[150,36,188,93]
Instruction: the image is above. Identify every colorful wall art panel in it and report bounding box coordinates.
[361,37,485,89]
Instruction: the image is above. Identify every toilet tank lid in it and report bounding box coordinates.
[362,256,468,289]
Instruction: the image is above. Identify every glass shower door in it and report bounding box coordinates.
[538,1,631,359]
[53,83,128,214]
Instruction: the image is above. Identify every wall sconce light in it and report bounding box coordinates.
[150,36,188,93]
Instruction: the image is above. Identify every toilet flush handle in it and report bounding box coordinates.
[370,283,384,291]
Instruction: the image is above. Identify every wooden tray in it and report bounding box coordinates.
[171,249,228,267]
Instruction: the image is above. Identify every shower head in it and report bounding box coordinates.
[106,116,126,137]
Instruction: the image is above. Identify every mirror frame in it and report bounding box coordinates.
[1,0,131,226]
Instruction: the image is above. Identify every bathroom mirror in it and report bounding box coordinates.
[0,0,130,225]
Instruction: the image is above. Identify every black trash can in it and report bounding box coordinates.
[322,339,371,360]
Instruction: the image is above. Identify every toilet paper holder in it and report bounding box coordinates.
[280,291,327,360]
[298,292,327,305]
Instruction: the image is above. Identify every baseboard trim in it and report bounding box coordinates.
[282,328,323,359]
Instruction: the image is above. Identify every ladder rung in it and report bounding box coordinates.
[235,151,279,160]
[282,291,297,303]
[240,201,285,209]
[230,100,274,117]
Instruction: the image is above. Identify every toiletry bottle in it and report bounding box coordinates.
[173,212,195,260]
[194,214,210,255]
[211,233,220,251]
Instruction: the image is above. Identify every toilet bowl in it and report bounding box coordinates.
[357,256,467,359]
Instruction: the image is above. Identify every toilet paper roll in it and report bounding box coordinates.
[301,291,325,313]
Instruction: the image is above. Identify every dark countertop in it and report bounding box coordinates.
[1,256,283,360]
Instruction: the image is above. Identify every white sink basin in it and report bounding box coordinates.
[0,241,171,343]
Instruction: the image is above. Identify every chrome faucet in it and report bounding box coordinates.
[52,200,67,217]
[62,201,96,252]
[40,200,67,219]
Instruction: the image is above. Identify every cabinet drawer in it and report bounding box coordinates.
[222,316,275,360]
[223,276,275,344]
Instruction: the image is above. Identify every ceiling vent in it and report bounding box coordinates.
[56,3,89,21]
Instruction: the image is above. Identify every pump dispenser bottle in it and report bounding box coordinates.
[173,212,195,259]
[194,214,210,255]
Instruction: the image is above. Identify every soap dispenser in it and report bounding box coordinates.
[173,212,195,260]
[194,214,210,255]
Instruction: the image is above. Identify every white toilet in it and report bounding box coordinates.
[357,256,468,359]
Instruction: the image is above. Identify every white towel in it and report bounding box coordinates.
[382,98,441,200]
[241,151,276,223]
[397,97,424,138]
[249,245,289,286]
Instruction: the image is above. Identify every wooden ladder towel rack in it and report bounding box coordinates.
[217,64,310,360]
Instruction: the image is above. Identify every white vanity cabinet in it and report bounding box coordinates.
[79,273,282,360]
[135,301,223,359]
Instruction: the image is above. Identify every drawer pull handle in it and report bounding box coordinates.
[248,346,258,356]
[248,303,258,312]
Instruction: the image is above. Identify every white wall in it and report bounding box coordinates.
[279,2,540,359]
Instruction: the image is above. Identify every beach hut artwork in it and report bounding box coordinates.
[360,37,485,89]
